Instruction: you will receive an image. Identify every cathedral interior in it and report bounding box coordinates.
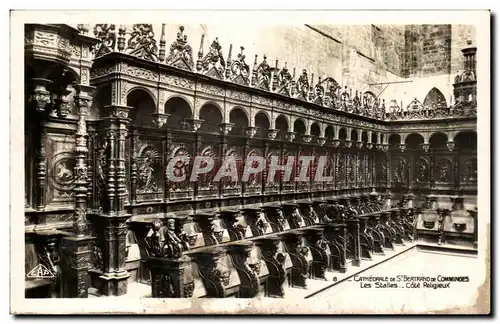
[24,23,477,300]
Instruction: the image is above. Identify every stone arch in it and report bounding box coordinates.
[405,133,425,150]
[423,87,447,108]
[164,96,193,129]
[229,107,249,136]
[371,132,378,144]
[199,103,223,134]
[127,88,156,126]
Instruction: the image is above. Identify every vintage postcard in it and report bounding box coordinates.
[10,9,490,315]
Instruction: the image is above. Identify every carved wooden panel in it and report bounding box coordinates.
[245,148,263,195]
[45,132,76,208]
[432,156,454,188]
[336,152,346,190]
[166,133,195,201]
[282,146,297,193]
[222,144,243,197]
[413,155,431,188]
[296,147,312,192]
[264,145,281,193]
[133,137,164,202]
[196,144,219,198]
[324,149,335,191]
[390,155,408,188]
[459,156,477,189]
[347,152,356,189]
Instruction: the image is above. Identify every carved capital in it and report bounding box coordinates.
[302,134,313,143]
[245,126,258,138]
[105,105,132,119]
[398,144,406,152]
[28,78,53,113]
[366,142,374,150]
[356,141,364,150]
[344,140,352,148]
[317,137,326,146]
[331,138,341,148]
[218,122,235,136]
[421,143,430,153]
[151,113,170,128]
[267,128,279,140]
[286,131,297,142]
[446,141,455,151]
[181,118,204,132]
[381,144,389,152]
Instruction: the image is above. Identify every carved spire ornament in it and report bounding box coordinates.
[126,24,159,62]
[165,26,194,71]
[199,37,226,80]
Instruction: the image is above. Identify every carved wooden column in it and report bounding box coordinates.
[27,78,52,210]
[60,84,95,298]
[96,104,133,296]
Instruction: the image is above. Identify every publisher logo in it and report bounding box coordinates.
[26,264,55,279]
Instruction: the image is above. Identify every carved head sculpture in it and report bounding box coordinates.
[167,218,176,231]
[150,220,161,233]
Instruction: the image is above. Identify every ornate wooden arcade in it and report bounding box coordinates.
[24,24,478,299]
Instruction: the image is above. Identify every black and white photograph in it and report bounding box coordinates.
[9,9,490,315]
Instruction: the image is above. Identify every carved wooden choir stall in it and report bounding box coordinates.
[24,24,477,299]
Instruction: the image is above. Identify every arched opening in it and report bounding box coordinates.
[229,107,249,136]
[361,131,368,143]
[310,123,321,137]
[89,85,111,120]
[255,112,270,138]
[454,131,477,150]
[338,128,347,140]
[371,133,378,144]
[293,119,306,142]
[429,132,448,149]
[388,134,401,150]
[127,89,156,127]
[423,87,447,108]
[199,104,223,134]
[405,133,425,150]
[351,129,359,142]
[164,97,193,129]
[275,115,288,140]
[325,125,334,139]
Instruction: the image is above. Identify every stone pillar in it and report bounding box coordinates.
[60,84,95,298]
